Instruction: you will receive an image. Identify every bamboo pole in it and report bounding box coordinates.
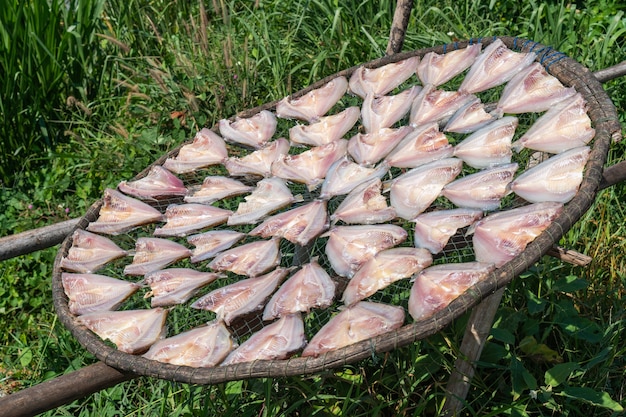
[0,218,80,261]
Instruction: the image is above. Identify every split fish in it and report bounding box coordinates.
[123,237,192,276]
[60,229,128,273]
[163,128,228,174]
[62,272,141,315]
[143,268,221,307]
[276,77,348,122]
[207,237,281,277]
[118,165,187,200]
[219,110,277,149]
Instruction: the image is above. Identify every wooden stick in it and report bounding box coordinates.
[0,218,80,261]
[386,0,414,55]
[0,362,135,417]
[593,60,626,84]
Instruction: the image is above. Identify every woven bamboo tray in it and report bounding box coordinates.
[52,36,621,385]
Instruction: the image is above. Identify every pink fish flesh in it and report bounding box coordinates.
[227,177,298,226]
[330,178,396,225]
[143,320,236,367]
[416,44,481,87]
[184,176,254,205]
[348,56,420,98]
[223,138,290,177]
[118,165,187,200]
[384,122,454,168]
[221,313,307,365]
[361,86,421,133]
[471,202,564,267]
[123,237,192,276]
[408,262,496,321]
[301,301,405,357]
[218,110,277,149]
[341,247,432,306]
[62,272,140,315]
[249,200,328,246]
[187,230,246,263]
[410,85,476,126]
[413,208,483,254]
[191,267,290,325]
[263,260,336,320]
[443,97,496,134]
[86,188,164,236]
[453,116,517,169]
[289,106,360,147]
[207,237,281,277]
[162,128,228,174]
[276,77,348,122]
[77,308,168,354]
[319,157,390,199]
[324,224,408,277]
[348,126,412,166]
[60,229,128,273]
[143,268,221,307]
[153,203,233,237]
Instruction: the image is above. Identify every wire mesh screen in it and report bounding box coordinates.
[52,36,620,384]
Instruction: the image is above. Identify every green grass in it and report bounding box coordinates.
[1,0,625,415]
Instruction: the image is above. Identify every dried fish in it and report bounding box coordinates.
[227,177,298,226]
[223,138,290,177]
[301,301,405,357]
[249,200,328,246]
[191,267,291,325]
[276,77,348,122]
[319,157,390,199]
[324,225,408,277]
[410,85,476,126]
[263,260,336,320]
[385,122,454,168]
[62,272,140,315]
[153,203,232,237]
[123,237,191,276]
[77,308,168,354]
[162,128,228,174]
[389,158,463,220]
[348,126,412,166]
[330,178,396,225]
[143,268,221,307]
[221,313,307,365]
[219,110,277,149]
[208,237,281,277]
[417,44,481,87]
[509,146,590,203]
[289,106,360,147]
[184,176,254,205]
[187,230,246,263]
[361,86,421,133]
[453,116,517,169]
[341,247,432,306]
[349,56,420,98]
[143,320,236,367]
[413,208,483,254]
[118,165,187,200]
[441,163,518,211]
[408,262,496,321]
[86,188,163,236]
[60,229,128,273]
[443,96,496,134]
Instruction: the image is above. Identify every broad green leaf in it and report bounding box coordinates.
[526,290,546,315]
[491,327,515,345]
[510,356,537,400]
[544,362,579,387]
[519,336,563,364]
[19,347,33,367]
[552,275,589,293]
[560,387,624,412]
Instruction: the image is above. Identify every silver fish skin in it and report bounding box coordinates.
[153,204,233,237]
[319,157,390,199]
[384,122,454,168]
[143,268,221,307]
[207,237,281,277]
[458,39,536,94]
[187,230,246,263]
[227,177,297,226]
[249,200,328,246]
[118,165,187,200]
[191,267,291,325]
[509,146,590,204]
[271,140,348,190]
[86,188,164,236]
[301,301,405,357]
[471,201,563,267]
[289,106,360,147]
[263,260,336,320]
[389,158,463,220]
[341,247,432,306]
[361,86,421,133]
[330,178,396,225]
[441,163,518,211]
[76,308,168,354]
[443,97,496,134]
[324,224,408,278]
[416,43,481,87]
[143,320,236,367]
[163,128,228,174]
[453,116,517,169]
[413,208,484,254]
[511,94,595,154]
[348,126,413,166]
[218,110,277,149]
[221,313,307,365]
[223,138,290,178]
[184,176,254,205]
[408,262,495,321]
[348,56,420,98]
[62,272,140,315]
[60,229,128,274]
[495,62,576,115]
[276,76,348,122]
[409,84,476,126]
[123,238,192,276]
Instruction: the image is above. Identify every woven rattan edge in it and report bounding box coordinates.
[51,37,621,384]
